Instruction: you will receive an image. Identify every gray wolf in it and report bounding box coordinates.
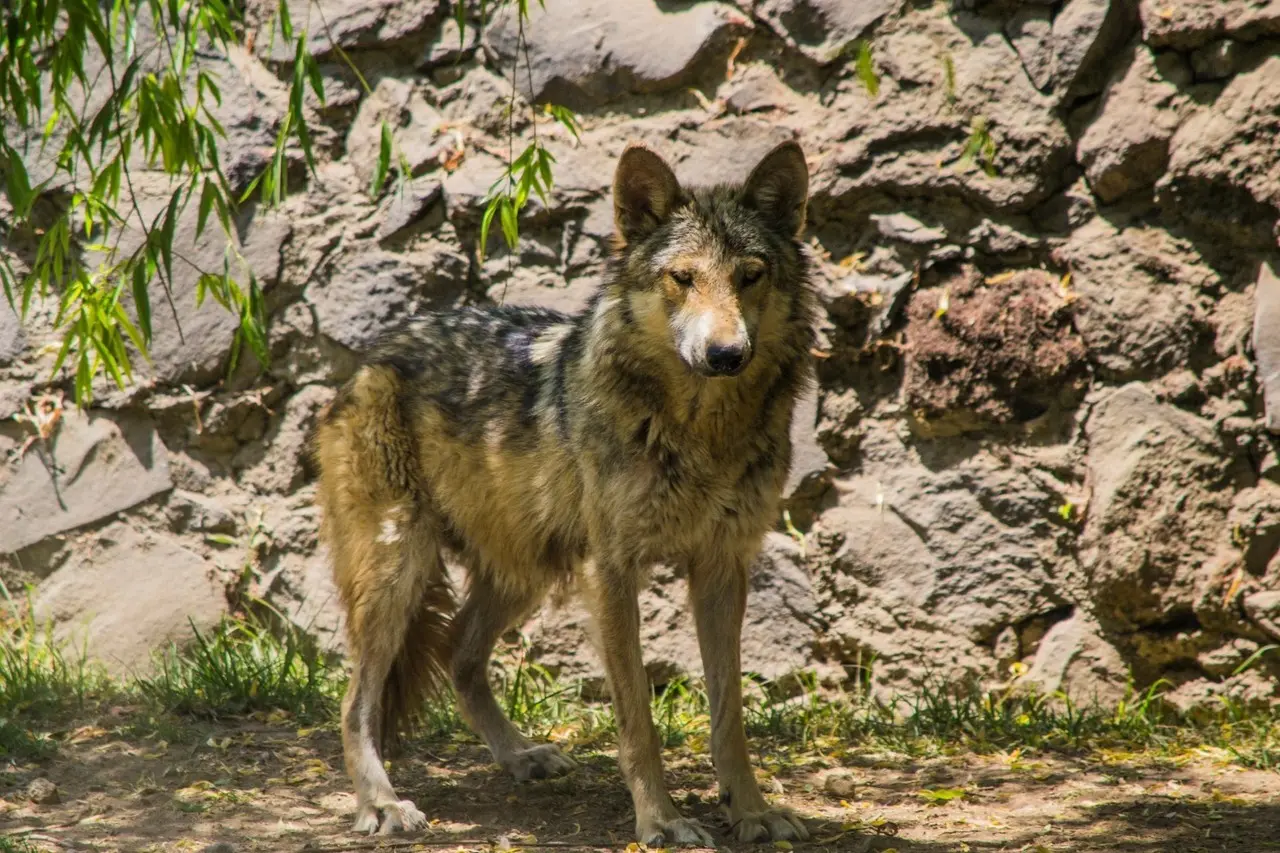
[313,139,816,845]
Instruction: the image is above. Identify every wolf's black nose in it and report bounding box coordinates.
[706,343,747,376]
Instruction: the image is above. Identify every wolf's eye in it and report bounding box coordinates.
[670,269,694,287]
[740,267,765,287]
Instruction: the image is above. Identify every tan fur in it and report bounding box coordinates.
[314,140,816,844]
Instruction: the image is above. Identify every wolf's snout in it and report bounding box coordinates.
[705,341,750,376]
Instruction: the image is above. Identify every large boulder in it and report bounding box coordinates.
[33,523,226,673]
[486,0,750,108]
[1,409,172,555]
[1077,44,1188,204]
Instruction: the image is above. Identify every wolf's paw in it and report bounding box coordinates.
[731,806,810,843]
[352,799,428,835]
[503,744,576,782]
[637,815,715,848]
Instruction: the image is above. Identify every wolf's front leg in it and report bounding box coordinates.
[689,560,810,843]
[583,561,714,847]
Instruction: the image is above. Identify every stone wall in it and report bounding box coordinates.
[2,0,1279,709]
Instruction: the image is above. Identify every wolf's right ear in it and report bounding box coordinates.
[613,144,682,245]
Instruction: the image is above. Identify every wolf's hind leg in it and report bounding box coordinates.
[450,572,576,781]
[340,515,452,835]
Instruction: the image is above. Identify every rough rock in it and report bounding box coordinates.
[1077,45,1186,203]
[814,424,1070,648]
[0,303,22,365]
[750,0,904,64]
[1161,56,1280,249]
[346,78,446,187]
[0,410,172,555]
[1256,262,1280,433]
[903,268,1088,432]
[1021,612,1129,706]
[486,0,750,108]
[307,244,468,352]
[1055,217,1210,381]
[1005,6,1054,91]
[1051,0,1138,99]
[1140,0,1280,50]
[258,0,442,61]
[239,385,335,494]
[1244,591,1280,641]
[34,524,225,673]
[526,534,821,686]
[1080,383,1229,632]
[26,778,60,805]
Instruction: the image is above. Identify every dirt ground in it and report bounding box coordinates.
[3,714,1278,853]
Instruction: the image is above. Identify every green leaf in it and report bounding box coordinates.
[478,197,500,262]
[499,197,518,249]
[278,0,293,41]
[197,178,218,239]
[370,120,393,197]
[132,261,153,345]
[159,190,181,291]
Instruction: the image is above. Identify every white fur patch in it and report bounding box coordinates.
[531,324,572,365]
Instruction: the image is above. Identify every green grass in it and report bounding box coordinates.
[0,583,104,719]
[134,616,341,721]
[0,836,42,853]
[2,593,1279,773]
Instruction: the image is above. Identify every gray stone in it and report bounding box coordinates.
[786,385,828,500]
[751,0,903,65]
[1005,5,1054,92]
[1077,44,1185,204]
[239,385,336,494]
[308,245,467,352]
[0,302,22,365]
[871,212,946,244]
[486,0,750,108]
[347,78,446,188]
[1022,612,1129,706]
[1051,0,1138,99]
[106,173,291,384]
[34,523,225,673]
[1254,263,1280,433]
[1080,384,1228,631]
[1140,0,1280,50]
[1162,57,1280,249]
[1190,39,1242,81]
[1244,591,1280,641]
[1057,216,1209,380]
[1,410,172,555]
[258,0,442,61]
[376,181,444,243]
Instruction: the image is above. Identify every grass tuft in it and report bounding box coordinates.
[134,616,341,721]
[0,581,103,719]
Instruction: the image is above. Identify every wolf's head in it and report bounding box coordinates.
[610,140,810,378]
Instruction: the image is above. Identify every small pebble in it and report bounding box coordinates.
[26,777,60,805]
[823,772,857,798]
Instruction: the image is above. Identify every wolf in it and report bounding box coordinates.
[313,139,817,846]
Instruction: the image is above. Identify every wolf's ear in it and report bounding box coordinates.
[613,143,682,244]
[743,140,809,238]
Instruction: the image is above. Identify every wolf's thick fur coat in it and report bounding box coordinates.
[313,140,817,845]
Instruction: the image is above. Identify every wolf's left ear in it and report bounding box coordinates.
[614,143,683,245]
[743,140,809,237]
